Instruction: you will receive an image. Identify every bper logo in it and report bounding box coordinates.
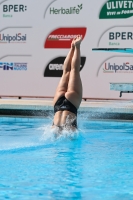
[44,27,86,48]
[109,31,133,46]
[49,4,83,14]
[109,32,133,40]
[44,57,86,77]
[2,4,27,17]
[109,32,133,46]
[94,26,133,47]
[0,33,27,43]
[3,4,27,12]
[0,62,27,70]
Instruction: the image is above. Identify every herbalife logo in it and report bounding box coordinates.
[50,4,83,14]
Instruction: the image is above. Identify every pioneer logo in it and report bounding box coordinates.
[44,27,86,48]
[44,57,86,77]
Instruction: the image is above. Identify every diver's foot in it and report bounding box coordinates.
[74,35,82,48]
[71,38,75,49]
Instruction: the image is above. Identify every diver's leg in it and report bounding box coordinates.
[53,41,75,105]
[65,36,82,108]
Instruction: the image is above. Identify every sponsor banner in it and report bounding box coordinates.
[44,56,86,77]
[0,27,32,45]
[103,62,133,73]
[0,62,28,70]
[44,27,86,48]
[49,3,83,15]
[0,32,27,43]
[99,0,133,19]
[0,0,132,99]
[97,26,133,48]
[97,56,133,76]
[1,3,27,18]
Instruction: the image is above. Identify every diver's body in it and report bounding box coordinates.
[52,36,82,131]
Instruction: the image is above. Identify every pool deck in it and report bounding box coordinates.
[0,98,133,120]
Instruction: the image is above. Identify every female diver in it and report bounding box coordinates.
[52,35,82,132]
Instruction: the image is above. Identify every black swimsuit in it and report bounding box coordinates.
[53,96,77,128]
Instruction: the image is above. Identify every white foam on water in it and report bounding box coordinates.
[0,112,102,152]
[40,124,79,142]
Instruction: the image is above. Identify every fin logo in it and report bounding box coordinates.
[49,4,83,14]
[44,27,86,48]
[0,62,27,70]
[44,57,86,77]
[99,0,133,19]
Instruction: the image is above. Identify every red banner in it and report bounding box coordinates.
[44,27,87,48]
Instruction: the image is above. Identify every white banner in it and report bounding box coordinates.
[0,0,133,99]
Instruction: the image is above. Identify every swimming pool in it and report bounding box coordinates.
[0,116,133,200]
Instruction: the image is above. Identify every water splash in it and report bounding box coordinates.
[40,124,79,142]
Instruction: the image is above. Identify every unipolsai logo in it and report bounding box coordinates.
[49,4,83,14]
[99,0,133,19]
[2,4,27,18]
[103,62,133,73]
[0,62,27,70]
[0,33,27,43]
[44,56,86,77]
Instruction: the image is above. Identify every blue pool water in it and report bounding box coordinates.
[0,116,133,200]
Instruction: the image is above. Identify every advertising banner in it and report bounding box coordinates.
[0,0,133,99]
